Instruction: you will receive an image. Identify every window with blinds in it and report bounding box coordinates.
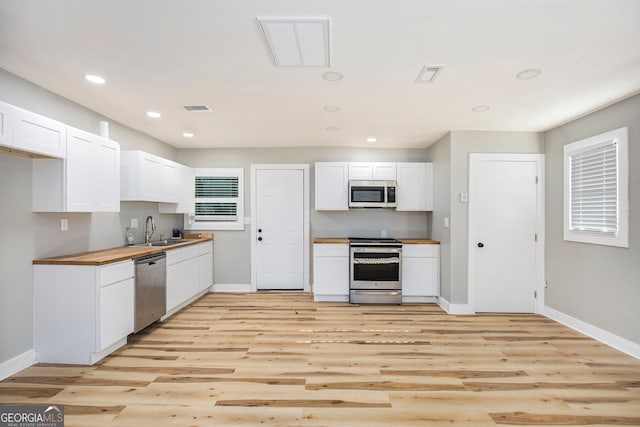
[563,127,628,248]
[188,168,244,231]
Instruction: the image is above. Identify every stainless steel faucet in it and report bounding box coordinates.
[145,215,156,243]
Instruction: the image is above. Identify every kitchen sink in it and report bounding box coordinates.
[134,239,190,247]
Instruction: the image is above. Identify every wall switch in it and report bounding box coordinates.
[130,218,138,229]
[444,217,449,228]
[60,219,68,231]
[460,192,468,203]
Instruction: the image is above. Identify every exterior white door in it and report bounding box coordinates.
[469,154,542,313]
[256,169,304,289]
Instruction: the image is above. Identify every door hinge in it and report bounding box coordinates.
[534,233,538,242]
[534,290,537,298]
[535,176,538,184]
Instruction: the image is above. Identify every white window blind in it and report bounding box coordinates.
[569,140,618,233]
[195,176,239,221]
[563,126,628,248]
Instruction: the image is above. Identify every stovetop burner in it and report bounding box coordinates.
[349,237,402,246]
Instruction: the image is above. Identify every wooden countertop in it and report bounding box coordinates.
[33,237,213,266]
[313,238,440,245]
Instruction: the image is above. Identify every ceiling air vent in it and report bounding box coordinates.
[415,65,444,84]
[257,17,331,67]
[183,105,212,112]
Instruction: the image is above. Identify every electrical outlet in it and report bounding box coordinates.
[60,219,68,231]
[131,218,138,229]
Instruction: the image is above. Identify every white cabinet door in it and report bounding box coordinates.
[159,162,194,214]
[13,106,67,158]
[372,163,397,180]
[140,152,163,200]
[162,159,180,203]
[401,244,439,299]
[32,127,120,212]
[313,244,349,301]
[0,101,16,147]
[198,242,214,292]
[94,138,120,212]
[315,162,349,211]
[98,278,134,351]
[166,256,199,311]
[348,163,373,180]
[396,162,433,211]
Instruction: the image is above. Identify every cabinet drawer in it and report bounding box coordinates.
[197,241,213,255]
[402,244,439,258]
[314,244,348,257]
[167,244,200,265]
[99,261,134,287]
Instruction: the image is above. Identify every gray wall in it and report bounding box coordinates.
[428,131,544,305]
[544,94,640,344]
[0,69,182,364]
[177,147,431,284]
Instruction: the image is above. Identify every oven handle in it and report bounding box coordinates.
[351,247,401,253]
[351,290,401,296]
[353,258,400,265]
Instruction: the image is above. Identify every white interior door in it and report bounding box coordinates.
[469,154,541,313]
[256,169,304,290]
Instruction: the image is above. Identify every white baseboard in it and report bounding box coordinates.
[0,349,36,381]
[210,283,251,292]
[544,305,640,360]
[438,296,475,314]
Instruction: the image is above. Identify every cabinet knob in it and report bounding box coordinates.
[477,242,484,248]
[258,236,263,242]
[258,228,262,233]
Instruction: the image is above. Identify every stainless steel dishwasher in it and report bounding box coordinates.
[133,252,167,333]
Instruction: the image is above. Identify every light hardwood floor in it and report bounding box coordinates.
[1,292,639,426]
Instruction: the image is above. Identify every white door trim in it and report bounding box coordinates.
[250,164,310,292]
[467,153,545,314]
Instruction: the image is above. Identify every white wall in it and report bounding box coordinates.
[544,94,640,345]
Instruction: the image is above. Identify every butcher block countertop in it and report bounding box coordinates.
[313,238,439,244]
[33,236,213,266]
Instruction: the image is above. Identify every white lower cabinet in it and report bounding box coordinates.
[313,244,349,302]
[401,244,439,302]
[166,241,213,315]
[34,260,134,364]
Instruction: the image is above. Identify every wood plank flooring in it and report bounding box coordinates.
[2,292,639,426]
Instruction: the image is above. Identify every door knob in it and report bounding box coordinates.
[477,242,484,248]
[258,236,263,241]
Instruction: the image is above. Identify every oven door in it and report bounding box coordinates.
[349,181,387,208]
[350,247,401,290]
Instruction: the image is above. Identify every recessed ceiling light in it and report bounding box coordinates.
[84,74,105,85]
[415,65,444,84]
[516,68,542,80]
[366,137,377,143]
[326,126,340,131]
[323,106,340,112]
[472,105,490,113]
[146,111,161,118]
[183,132,194,138]
[322,71,343,81]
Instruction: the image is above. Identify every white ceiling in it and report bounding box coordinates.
[1,0,639,149]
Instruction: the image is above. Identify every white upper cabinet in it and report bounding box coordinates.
[159,162,194,214]
[396,162,433,211]
[121,150,191,203]
[348,162,397,180]
[0,101,66,158]
[32,127,120,212]
[315,162,349,211]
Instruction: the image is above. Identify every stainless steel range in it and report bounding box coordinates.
[349,237,402,304]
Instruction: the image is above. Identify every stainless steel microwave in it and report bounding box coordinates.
[349,180,397,208]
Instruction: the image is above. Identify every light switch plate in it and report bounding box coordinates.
[444,217,449,228]
[460,192,468,203]
[131,218,138,229]
[60,219,68,231]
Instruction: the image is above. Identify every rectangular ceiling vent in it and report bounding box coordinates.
[415,65,445,84]
[184,105,212,112]
[257,17,330,67]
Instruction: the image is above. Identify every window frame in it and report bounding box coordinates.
[563,127,629,248]
[186,167,245,231]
